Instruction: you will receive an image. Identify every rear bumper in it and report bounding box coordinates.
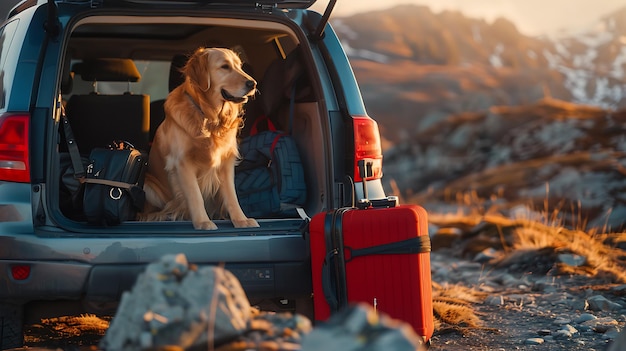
[85,261,312,301]
[0,259,311,303]
[0,225,312,303]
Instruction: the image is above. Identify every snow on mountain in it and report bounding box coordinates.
[333,5,626,111]
[546,10,626,108]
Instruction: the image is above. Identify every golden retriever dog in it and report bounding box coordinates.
[141,47,259,230]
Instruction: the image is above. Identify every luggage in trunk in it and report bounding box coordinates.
[309,203,434,342]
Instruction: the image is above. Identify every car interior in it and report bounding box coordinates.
[57,16,327,223]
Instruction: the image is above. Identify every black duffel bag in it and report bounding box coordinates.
[82,146,147,225]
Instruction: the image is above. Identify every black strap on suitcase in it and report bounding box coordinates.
[321,207,350,312]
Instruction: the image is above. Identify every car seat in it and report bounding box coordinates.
[241,47,312,136]
[64,58,150,153]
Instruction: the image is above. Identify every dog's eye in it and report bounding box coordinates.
[221,64,230,70]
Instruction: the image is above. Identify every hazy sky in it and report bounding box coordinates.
[311,0,626,36]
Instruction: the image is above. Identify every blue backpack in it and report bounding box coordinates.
[235,116,306,217]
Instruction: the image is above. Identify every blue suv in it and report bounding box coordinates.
[0,0,388,348]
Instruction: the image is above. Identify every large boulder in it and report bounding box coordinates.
[100,254,251,350]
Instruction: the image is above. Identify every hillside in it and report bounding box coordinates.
[334,5,626,231]
[334,4,626,144]
[384,97,626,231]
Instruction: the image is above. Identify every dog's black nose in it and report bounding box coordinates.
[246,80,256,90]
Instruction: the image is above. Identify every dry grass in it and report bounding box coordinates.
[40,314,110,335]
[24,314,110,346]
[426,191,626,335]
[429,184,626,280]
[432,209,626,283]
[431,282,488,332]
[505,218,626,283]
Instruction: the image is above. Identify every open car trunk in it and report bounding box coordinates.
[52,12,328,233]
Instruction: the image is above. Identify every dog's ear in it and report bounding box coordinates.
[184,48,211,92]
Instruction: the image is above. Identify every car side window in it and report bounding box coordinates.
[0,19,19,111]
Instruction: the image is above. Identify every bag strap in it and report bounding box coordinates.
[321,210,341,312]
[83,177,145,209]
[250,115,277,136]
[322,248,340,312]
[269,133,288,155]
[345,236,431,262]
[321,208,351,313]
[60,101,86,180]
[82,178,134,189]
[331,208,349,310]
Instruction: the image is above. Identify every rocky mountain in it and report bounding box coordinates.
[335,5,626,231]
[333,5,626,144]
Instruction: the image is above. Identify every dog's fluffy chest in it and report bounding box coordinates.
[188,128,238,167]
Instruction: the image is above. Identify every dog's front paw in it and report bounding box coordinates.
[232,218,260,228]
[193,220,218,230]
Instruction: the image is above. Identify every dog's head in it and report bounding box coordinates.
[183,47,257,105]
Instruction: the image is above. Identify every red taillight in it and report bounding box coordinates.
[0,113,30,183]
[352,116,383,182]
[11,265,31,280]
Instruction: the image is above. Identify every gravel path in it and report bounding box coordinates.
[429,250,626,350]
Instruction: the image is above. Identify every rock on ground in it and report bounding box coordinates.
[100,254,251,350]
[100,253,425,351]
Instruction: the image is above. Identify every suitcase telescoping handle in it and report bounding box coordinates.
[357,158,373,207]
[356,158,398,209]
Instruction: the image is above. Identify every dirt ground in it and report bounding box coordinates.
[18,270,625,351]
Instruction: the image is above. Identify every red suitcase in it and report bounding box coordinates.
[309,203,434,342]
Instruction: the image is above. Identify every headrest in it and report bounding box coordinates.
[73,58,141,82]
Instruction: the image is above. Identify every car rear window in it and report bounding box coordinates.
[66,59,170,102]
